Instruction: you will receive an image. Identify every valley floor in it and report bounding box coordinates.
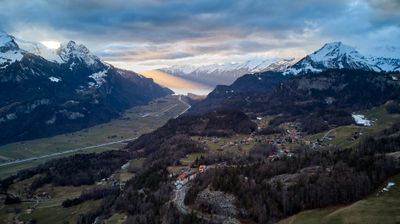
[0,95,190,179]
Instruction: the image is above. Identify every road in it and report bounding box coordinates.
[141,103,178,117]
[173,185,190,215]
[0,137,138,168]
[322,128,334,139]
[0,94,191,168]
[174,95,191,118]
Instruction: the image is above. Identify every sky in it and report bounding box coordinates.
[0,0,399,71]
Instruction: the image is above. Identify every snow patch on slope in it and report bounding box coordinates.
[49,76,61,82]
[352,113,372,126]
[0,51,23,68]
[89,69,108,87]
[382,182,395,192]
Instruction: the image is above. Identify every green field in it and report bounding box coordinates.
[306,105,400,148]
[278,174,400,224]
[128,157,146,169]
[114,158,146,182]
[0,172,99,224]
[19,199,101,224]
[0,156,144,223]
[180,153,207,166]
[0,95,188,179]
[191,134,257,155]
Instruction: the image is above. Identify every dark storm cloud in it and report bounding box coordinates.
[0,0,359,43]
[365,0,400,25]
[0,0,399,66]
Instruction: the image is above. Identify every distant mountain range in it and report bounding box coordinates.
[159,42,400,87]
[0,31,172,144]
[159,58,296,86]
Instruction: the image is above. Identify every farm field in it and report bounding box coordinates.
[305,105,400,149]
[0,155,147,223]
[0,173,99,224]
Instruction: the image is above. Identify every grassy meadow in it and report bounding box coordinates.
[278,174,400,224]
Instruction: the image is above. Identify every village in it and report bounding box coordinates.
[173,119,341,190]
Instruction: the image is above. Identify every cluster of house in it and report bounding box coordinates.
[196,122,338,161]
[21,191,51,217]
[175,165,205,189]
[175,164,222,189]
[304,137,335,149]
[261,123,335,149]
[33,191,51,200]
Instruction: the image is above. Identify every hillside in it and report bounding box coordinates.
[188,71,289,115]
[190,69,400,134]
[278,172,400,224]
[0,31,172,144]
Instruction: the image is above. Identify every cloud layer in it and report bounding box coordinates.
[1,0,399,71]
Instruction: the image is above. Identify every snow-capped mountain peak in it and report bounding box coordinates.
[0,31,24,68]
[0,31,19,52]
[284,41,400,75]
[58,41,99,66]
[15,37,101,66]
[15,38,63,63]
[309,41,363,62]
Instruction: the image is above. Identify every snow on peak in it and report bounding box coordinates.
[17,38,101,66]
[0,31,19,52]
[162,57,291,76]
[0,31,24,68]
[58,41,99,66]
[15,38,63,63]
[310,42,362,62]
[284,41,400,75]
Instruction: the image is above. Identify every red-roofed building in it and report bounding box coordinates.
[199,165,206,172]
[177,173,187,181]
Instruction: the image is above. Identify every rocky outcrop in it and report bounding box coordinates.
[195,188,239,217]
